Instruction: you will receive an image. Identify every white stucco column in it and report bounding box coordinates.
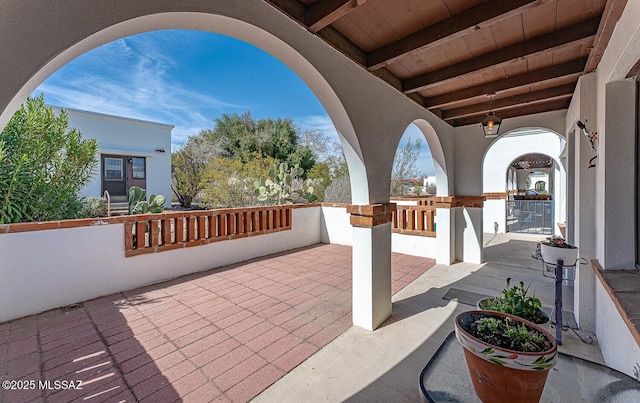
[554,161,566,235]
[434,196,482,264]
[347,204,395,331]
[600,79,636,269]
[565,130,576,245]
[455,198,484,264]
[482,197,506,234]
[516,169,530,189]
[574,126,597,330]
[571,73,597,331]
[436,205,455,264]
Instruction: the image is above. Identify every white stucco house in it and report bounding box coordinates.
[51,106,173,206]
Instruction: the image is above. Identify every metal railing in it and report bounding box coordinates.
[506,200,554,235]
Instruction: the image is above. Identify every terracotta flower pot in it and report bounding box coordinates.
[455,310,557,403]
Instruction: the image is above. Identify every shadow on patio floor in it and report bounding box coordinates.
[0,243,435,402]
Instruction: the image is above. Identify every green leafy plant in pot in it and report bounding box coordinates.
[455,310,557,403]
[477,278,549,325]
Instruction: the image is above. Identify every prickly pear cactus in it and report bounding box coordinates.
[128,186,166,214]
[253,163,317,205]
[148,194,166,214]
[128,186,146,214]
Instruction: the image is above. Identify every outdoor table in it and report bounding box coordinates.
[419,331,640,402]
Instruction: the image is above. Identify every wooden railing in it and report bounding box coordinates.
[124,206,292,257]
[391,205,436,237]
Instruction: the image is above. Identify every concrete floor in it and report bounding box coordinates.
[254,233,604,402]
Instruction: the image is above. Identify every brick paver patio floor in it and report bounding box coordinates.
[0,244,435,402]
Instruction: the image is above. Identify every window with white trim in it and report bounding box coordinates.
[104,158,123,181]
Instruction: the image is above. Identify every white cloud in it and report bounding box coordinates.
[295,115,339,139]
[32,33,244,147]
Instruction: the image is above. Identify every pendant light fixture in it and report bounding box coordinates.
[481,93,502,138]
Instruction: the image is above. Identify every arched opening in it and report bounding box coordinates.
[482,128,566,236]
[29,29,352,209]
[0,12,370,205]
[390,124,436,198]
[410,119,449,197]
[507,155,554,235]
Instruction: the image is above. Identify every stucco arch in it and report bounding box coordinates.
[2,1,447,331]
[482,128,565,192]
[0,3,382,203]
[482,127,567,234]
[0,1,457,205]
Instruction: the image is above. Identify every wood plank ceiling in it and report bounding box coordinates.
[265,0,627,127]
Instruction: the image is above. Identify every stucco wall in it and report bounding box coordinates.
[588,0,640,269]
[595,277,640,378]
[320,205,438,258]
[0,207,321,322]
[53,106,173,205]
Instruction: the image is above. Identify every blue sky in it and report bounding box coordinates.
[33,30,434,175]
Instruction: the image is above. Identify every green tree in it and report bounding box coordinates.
[199,156,276,208]
[307,162,330,202]
[0,95,98,223]
[324,176,351,203]
[171,134,225,208]
[313,140,351,203]
[202,112,316,174]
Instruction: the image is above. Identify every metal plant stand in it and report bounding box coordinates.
[551,258,566,344]
[533,246,586,345]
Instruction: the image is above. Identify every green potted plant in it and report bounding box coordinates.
[477,278,549,325]
[539,235,578,266]
[455,310,557,403]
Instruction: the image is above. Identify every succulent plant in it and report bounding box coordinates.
[253,162,317,205]
[128,186,166,214]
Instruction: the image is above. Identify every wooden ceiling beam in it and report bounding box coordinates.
[403,17,600,94]
[449,99,571,127]
[264,0,308,24]
[586,0,628,72]
[308,0,366,33]
[425,58,587,109]
[366,0,550,71]
[442,84,575,120]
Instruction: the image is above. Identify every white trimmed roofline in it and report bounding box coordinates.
[48,104,175,131]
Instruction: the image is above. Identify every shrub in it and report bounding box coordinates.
[79,197,108,218]
[0,95,98,223]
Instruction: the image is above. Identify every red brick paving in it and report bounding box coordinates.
[0,244,435,402]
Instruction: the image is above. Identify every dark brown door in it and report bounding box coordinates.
[102,155,127,202]
[127,157,147,191]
